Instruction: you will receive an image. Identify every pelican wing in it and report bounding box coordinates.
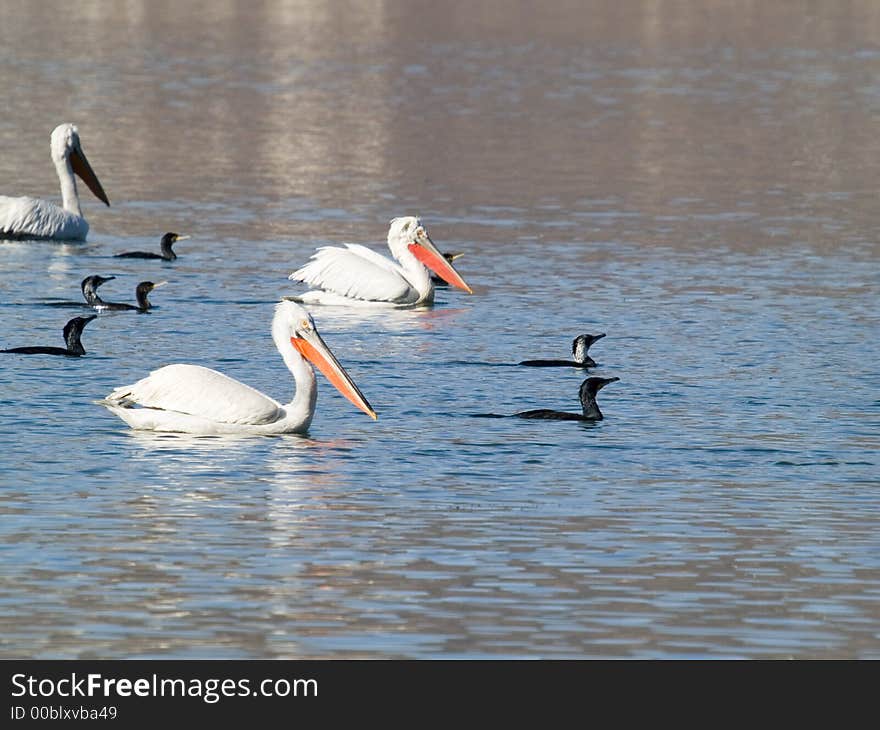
[290,244,419,303]
[0,196,84,240]
[0,196,50,236]
[106,364,284,426]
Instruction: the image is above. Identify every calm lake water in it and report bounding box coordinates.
[1,1,878,658]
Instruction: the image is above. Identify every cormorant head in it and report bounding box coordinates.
[63,314,97,354]
[572,333,605,362]
[135,281,167,309]
[159,232,189,255]
[580,376,619,402]
[81,275,115,304]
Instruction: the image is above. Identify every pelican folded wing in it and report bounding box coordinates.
[290,245,418,303]
[107,364,284,426]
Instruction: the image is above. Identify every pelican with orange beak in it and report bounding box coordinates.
[0,123,110,240]
[100,300,377,434]
[288,216,472,307]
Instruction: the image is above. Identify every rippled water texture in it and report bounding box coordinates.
[1,1,878,658]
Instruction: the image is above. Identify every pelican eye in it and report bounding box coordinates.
[300,319,311,331]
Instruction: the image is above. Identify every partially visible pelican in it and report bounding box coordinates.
[0,123,109,240]
[101,300,377,434]
[289,216,472,307]
[515,377,619,421]
[1,315,97,357]
[520,333,606,368]
[115,232,189,260]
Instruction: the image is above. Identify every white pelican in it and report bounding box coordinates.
[101,300,376,435]
[288,216,472,307]
[0,123,109,240]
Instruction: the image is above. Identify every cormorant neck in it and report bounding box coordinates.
[136,289,151,311]
[581,396,603,420]
[65,331,85,355]
[83,287,104,306]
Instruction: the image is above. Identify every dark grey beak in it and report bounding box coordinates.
[596,376,619,391]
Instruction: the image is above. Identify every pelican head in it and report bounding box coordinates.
[51,123,110,207]
[388,216,472,293]
[273,300,377,420]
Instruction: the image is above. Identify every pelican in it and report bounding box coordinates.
[288,216,472,307]
[0,123,109,240]
[100,300,377,434]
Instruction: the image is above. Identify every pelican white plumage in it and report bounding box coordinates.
[100,300,377,435]
[288,216,472,307]
[0,123,109,240]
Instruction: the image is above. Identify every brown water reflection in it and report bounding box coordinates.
[3,1,880,248]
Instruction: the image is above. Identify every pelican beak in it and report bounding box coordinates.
[291,328,377,420]
[408,232,473,293]
[70,144,110,206]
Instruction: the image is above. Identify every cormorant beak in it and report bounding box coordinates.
[174,235,191,242]
[408,232,473,293]
[592,333,606,343]
[597,376,620,391]
[290,328,377,420]
[151,281,169,289]
[70,143,110,206]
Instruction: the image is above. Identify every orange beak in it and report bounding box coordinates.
[291,331,377,420]
[70,145,110,206]
[408,235,472,293]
